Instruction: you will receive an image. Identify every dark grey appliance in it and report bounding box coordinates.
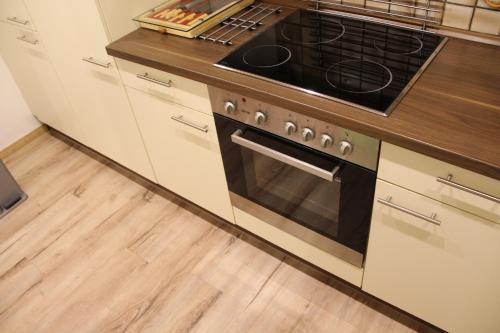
[0,160,27,219]
[215,9,447,116]
[210,87,380,267]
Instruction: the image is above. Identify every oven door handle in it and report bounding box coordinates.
[231,129,340,182]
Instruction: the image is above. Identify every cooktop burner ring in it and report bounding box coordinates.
[242,45,292,68]
[279,21,346,45]
[373,35,424,55]
[325,60,393,94]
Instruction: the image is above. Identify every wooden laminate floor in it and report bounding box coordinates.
[0,131,438,333]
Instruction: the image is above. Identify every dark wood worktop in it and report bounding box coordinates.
[106,8,500,180]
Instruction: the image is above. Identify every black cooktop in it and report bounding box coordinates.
[216,10,446,115]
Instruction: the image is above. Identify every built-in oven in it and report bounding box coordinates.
[212,89,379,267]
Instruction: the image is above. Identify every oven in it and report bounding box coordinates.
[214,113,377,267]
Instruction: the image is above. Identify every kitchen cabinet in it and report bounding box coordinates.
[116,59,212,114]
[0,0,36,30]
[97,0,164,41]
[24,0,155,181]
[125,85,234,223]
[363,179,500,333]
[0,23,83,141]
[378,143,500,224]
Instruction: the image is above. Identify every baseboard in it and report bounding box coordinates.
[0,125,48,160]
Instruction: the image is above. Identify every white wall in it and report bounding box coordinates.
[0,55,40,151]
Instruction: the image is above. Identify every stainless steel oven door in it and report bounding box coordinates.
[215,115,376,267]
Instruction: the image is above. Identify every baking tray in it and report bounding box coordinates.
[135,0,255,38]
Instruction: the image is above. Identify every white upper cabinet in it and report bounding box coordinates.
[0,0,36,30]
[97,0,164,41]
[24,0,155,181]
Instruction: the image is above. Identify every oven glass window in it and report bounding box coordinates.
[242,137,341,239]
[215,115,376,255]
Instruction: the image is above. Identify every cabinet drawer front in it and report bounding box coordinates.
[379,142,500,223]
[116,59,211,114]
[0,0,36,30]
[363,180,500,333]
[6,25,42,51]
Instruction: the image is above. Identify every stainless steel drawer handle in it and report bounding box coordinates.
[7,16,29,25]
[171,115,208,133]
[231,129,340,182]
[437,174,500,204]
[136,73,172,87]
[16,35,38,45]
[378,196,441,226]
[82,57,111,68]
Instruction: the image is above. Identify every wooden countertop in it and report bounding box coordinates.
[106,8,500,180]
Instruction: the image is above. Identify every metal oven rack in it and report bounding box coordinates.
[199,3,282,45]
[305,0,445,30]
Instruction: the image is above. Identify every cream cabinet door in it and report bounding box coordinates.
[0,0,36,30]
[126,87,234,223]
[0,23,83,141]
[24,0,155,181]
[363,180,500,333]
[97,0,164,41]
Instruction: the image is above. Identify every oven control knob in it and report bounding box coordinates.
[320,134,334,148]
[339,140,354,156]
[302,127,315,142]
[224,101,236,114]
[284,121,297,135]
[255,111,267,125]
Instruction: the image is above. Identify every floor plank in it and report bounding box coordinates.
[0,131,439,333]
[0,258,41,316]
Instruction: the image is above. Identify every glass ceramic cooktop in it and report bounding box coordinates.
[216,10,446,115]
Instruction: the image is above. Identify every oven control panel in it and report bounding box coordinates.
[209,86,380,171]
